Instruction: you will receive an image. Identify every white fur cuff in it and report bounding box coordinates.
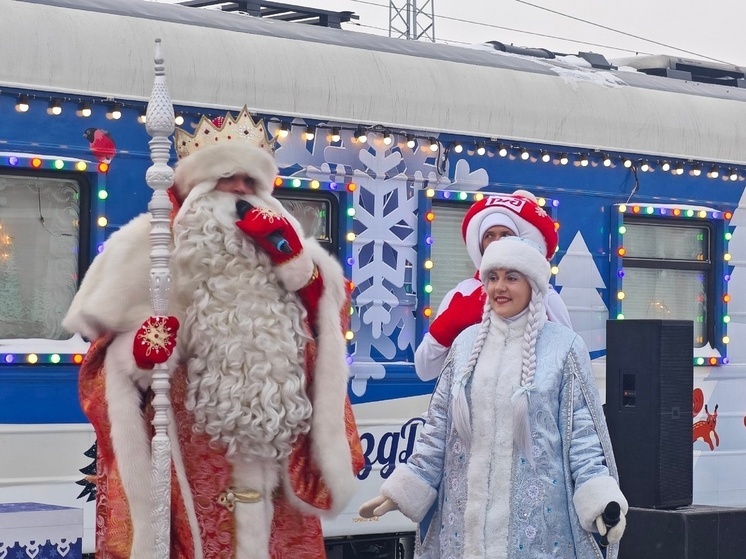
[381,465,437,523]
[573,475,628,532]
[276,252,315,292]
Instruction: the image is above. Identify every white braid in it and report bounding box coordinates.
[452,301,492,447]
[512,284,545,465]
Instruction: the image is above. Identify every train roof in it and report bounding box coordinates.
[3,0,746,164]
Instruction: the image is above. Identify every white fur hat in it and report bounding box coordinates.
[173,143,278,202]
[479,236,550,296]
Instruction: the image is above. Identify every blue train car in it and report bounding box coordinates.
[1,0,746,554]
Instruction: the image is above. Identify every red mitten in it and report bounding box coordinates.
[427,288,486,347]
[133,316,180,369]
[235,205,303,265]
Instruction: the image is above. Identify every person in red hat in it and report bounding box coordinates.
[415,190,572,381]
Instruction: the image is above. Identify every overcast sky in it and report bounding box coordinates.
[149,0,745,67]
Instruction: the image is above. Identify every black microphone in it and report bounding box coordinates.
[236,200,293,254]
[599,501,621,547]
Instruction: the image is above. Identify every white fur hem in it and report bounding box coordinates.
[573,475,628,531]
[380,465,436,523]
[283,240,357,515]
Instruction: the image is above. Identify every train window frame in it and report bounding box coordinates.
[427,200,473,314]
[610,205,731,365]
[417,191,559,345]
[273,189,339,257]
[0,167,92,341]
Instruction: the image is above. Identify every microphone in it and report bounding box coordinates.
[236,200,293,255]
[599,501,621,547]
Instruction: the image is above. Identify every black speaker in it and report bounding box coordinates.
[619,505,746,559]
[605,319,693,509]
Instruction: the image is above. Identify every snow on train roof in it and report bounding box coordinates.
[4,0,746,164]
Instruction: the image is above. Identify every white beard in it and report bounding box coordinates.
[170,189,312,461]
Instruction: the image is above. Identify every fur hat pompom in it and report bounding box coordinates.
[480,236,550,295]
[173,143,278,202]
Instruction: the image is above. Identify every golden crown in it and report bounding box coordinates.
[174,106,276,159]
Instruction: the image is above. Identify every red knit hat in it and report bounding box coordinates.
[461,190,558,267]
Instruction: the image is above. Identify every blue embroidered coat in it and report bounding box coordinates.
[382,320,626,559]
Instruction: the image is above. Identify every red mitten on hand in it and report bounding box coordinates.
[235,205,303,265]
[427,288,486,347]
[133,316,180,369]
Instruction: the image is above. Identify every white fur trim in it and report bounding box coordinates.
[281,239,357,515]
[479,237,550,296]
[573,475,628,532]
[103,332,155,559]
[464,321,520,557]
[168,409,203,559]
[276,251,315,292]
[380,465,437,523]
[63,214,155,338]
[230,457,280,559]
[173,143,277,201]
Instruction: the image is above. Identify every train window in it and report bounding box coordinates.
[428,202,473,314]
[275,190,337,256]
[0,173,83,340]
[619,219,713,348]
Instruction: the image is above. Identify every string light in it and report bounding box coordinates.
[106,103,122,120]
[7,94,743,184]
[137,109,147,124]
[47,99,62,116]
[15,95,30,113]
[77,102,92,118]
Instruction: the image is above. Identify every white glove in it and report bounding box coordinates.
[595,510,627,545]
[359,495,399,518]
